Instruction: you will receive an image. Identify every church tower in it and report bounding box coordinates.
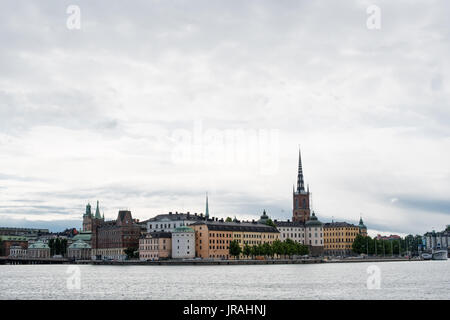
[292,148,311,223]
[83,203,93,232]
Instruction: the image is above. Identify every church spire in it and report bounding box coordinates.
[297,148,305,192]
[205,193,209,220]
[95,200,101,219]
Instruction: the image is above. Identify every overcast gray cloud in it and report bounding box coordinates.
[0,0,449,235]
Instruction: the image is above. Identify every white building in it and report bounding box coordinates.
[424,227,449,251]
[147,212,204,233]
[9,245,27,257]
[305,212,324,255]
[172,226,195,259]
[274,220,305,244]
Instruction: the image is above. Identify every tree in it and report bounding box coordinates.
[225,217,232,222]
[243,244,252,258]
[262,242,273,258]
[229,240,241,259]
[272,240,283,259]
[265,219,276,228]
[49,239,55,256]
[124,247,138,260]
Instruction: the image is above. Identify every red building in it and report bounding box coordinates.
[91,210,141,260]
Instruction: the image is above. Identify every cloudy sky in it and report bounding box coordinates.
[0,0,449,236]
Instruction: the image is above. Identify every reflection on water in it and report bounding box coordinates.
[0,260,448,299]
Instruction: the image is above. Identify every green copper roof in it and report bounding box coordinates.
[28,241,50,249]
[69,239,91,249]
[173,226,194,233]
[95,200,102,219]
[359,217,367,229]
[0,235,28,242]
[305,212,323,226]
[73,232,92,241]
[84,203,92,217]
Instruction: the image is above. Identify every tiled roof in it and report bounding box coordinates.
[323,222,358,228]
[274,221,305,227]
[148,213,205,222]
[191,221,279,233]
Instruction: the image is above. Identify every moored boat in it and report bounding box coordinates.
[431,250,448,260]
[421,253,432,260]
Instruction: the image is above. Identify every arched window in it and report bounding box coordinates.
[302,199,306,209]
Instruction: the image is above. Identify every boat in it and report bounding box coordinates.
[432,250,448,260]
[422,253,432,260]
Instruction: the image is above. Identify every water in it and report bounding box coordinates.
[0,260,448,299]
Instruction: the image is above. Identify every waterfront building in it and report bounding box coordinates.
[27,241,50,258]
[191,219,279,259]
[323,222,361,256]
[424,226,449,252]
[305,212,324,256]
[91,210,141,260]
[0,235,28,257]
[172,226,195,259]
[9,245,27,257]
[274,220,305,244]
[67,240,91,260]
[139,232,172,261]
[292,149,311,223]
[146,212,204,233]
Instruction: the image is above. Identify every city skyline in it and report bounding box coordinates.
[1,1,449,236]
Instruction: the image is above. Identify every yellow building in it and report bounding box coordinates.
[323,219,367,256]
[191,219,279,259]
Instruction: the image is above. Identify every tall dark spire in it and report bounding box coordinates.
[297,148,305,192]
[205,193,209,220]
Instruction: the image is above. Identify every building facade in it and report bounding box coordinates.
[304,212,324,256]
[91,210,141,260]
[323,222,362,256]
[67,240,91,260]
[27,241,50,258]
[139,232,172,261]
[424,226,449,252]
[0,235,28,257]
[274,220,305,244]
[191,220,280,259]
[172,226,195,259]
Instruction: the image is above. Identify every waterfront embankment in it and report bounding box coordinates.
[1,256,417,265]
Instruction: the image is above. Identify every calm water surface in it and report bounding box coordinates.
[0,260,448,299]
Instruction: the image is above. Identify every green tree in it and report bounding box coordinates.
[124,247,138,260]
[262,242,273,258]
[60,238,68,256]
[272,240,283,259]
[229,240,242,259]
[48,238,55,256]
[225,217,232,222]
[265,219,276,228]
[243,244,251,258]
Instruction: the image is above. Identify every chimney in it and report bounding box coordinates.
[195,213,197,216]
[215,217,218,221]
[169,212,172,215]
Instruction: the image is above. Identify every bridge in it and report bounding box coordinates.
[0,256,70,264]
